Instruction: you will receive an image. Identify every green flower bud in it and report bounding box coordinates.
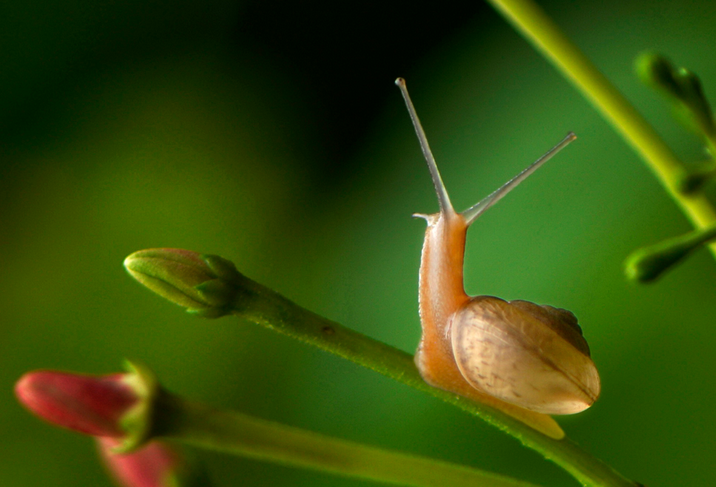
[625,225,716,283]
[635,52,715,137]
[636,52,682,98]
[124,249,241,318]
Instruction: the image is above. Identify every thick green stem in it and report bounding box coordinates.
[228,274,637,487]
[153,391,542,487]
[486,0,716,257]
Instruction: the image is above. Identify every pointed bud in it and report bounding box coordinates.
[98,438,202,487]
[636,52,715,137]
[15,361,160,450]
[636,52,682,99]
[15,371,139,437]
[124,249,242,318]
[625,224,716,282]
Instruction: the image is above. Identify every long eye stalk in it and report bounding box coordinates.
[461,132,577,225]
[395,78,455,215]
[395,77,577,225]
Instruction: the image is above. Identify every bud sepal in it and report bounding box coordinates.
[116,360,161,453]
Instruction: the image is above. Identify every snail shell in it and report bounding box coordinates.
[396,78,600,425]
[451,297,599,414]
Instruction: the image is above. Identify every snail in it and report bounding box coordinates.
[395,78,600,434]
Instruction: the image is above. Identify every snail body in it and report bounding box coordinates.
[396,79,600,428]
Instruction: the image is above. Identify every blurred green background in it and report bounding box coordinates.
[3,0,716,485]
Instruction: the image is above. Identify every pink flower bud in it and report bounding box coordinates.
[98,438,187,487]
[15,370,139,437]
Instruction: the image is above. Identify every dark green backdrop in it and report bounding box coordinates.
[3,1,716,485]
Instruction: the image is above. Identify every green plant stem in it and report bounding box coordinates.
[486,0,716,258]
[154,391,542,487]
[228,273,637,487]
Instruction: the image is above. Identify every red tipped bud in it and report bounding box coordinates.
[16,361,159,451]
[15,371,139,437]
[16,364,207,486]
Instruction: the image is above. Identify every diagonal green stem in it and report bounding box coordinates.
[486,0,716,258]
[227,273,637,487]
[153,391,543,487]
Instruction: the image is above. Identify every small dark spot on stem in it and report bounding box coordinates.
[321,326,335,336]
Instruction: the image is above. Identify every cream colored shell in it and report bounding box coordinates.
[450,296,600,414]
